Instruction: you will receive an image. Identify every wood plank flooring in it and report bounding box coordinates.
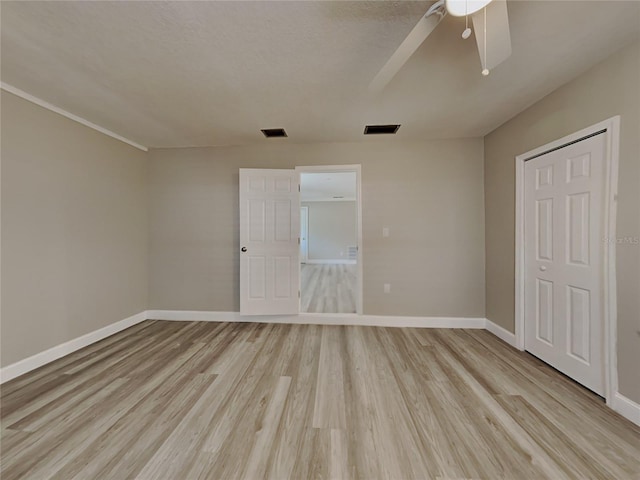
[1,321,639,479]
[301,263,356,313]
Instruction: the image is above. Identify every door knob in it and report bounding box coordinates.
[540,265,547,271]
[241,247,247,252]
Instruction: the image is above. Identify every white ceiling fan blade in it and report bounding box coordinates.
[369,9,444,93]
[471,0,512,72]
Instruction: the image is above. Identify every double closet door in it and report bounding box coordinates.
[524,133,605,395]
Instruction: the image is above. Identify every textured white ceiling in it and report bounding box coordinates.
[1,1,639,148]
[301,172,357,201]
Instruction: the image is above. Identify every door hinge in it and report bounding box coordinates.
[298,237,300,245]
[298,290,301,298]
[298,184,301,192]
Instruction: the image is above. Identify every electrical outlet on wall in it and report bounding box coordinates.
[384,283,391,294]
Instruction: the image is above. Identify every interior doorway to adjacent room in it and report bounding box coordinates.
[297,166,361,314]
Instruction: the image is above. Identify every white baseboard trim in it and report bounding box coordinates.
[611,392,640,426]
[484,319,517,348]
[146,310,486,329]
[0,311,147,384]
[303,259,357,265]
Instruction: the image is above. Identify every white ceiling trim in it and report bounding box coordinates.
[0,82,148,152]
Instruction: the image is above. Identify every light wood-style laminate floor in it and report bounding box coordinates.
[301,263,356,313]
[1,321,639,479]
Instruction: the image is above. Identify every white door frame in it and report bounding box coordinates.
[300,206,309,263]
[514,116,620,406]
[296,164,363,315]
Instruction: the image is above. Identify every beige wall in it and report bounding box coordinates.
[0,91,148,367]
[484,41,640,402]
[149,139,485,317]
[302,201,356,261]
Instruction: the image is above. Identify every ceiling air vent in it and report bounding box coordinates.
[261,128,288,138]
[364,124,401,135]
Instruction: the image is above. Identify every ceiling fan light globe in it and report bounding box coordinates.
[482,68,490,76]
[446,0,493,17]
[462,27,472,39]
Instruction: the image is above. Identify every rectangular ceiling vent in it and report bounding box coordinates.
[364,124,401,135]
[261,128,288,138]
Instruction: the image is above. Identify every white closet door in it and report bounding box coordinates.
[524,134,605,395]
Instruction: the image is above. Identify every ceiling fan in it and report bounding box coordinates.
[369,0,511,93]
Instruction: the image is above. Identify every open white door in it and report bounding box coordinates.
[239,169,300,315]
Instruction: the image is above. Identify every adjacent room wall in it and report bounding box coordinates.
[302,201,356,261]
[484,40,640,403]
[148,138,485,318]
[0,90,149,368]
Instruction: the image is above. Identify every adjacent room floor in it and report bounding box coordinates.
[1,320,639,479]
[300,263,356,314]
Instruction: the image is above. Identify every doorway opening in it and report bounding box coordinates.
[297,165,362,314]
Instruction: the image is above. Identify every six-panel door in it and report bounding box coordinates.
[239,169,300,315]
[524,134,605,395]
